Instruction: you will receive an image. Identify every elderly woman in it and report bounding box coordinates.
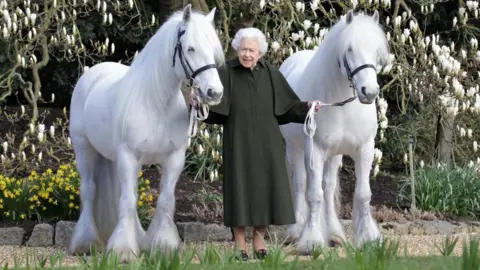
[190,27,321,261]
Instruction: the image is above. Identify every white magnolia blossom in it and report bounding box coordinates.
[1,141,7,154]
[260,0,266,9]
[271,41,280,52]
[373,148,383,163]
[49,125,55,138]
[295,2,304,13]
[303,19,312,30]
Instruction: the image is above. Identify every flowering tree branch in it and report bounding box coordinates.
[0,0,156,121]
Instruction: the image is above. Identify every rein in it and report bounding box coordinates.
[303,55,377,169]
[187,88,209,138]
[172,27,217,138]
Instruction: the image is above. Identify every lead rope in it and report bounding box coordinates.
[188,88,209,138]
[303,101,323,170]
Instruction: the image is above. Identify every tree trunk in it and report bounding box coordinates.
[156,0,208,23]
[435,113,455,166]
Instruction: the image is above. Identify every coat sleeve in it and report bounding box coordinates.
[201,64,231,125]
[276,101,310,124]
[267,62,310,125]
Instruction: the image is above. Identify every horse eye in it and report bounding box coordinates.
[188,46,195,52]
[347,46,353,52]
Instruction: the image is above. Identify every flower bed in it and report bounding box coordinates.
[0,162,155,223]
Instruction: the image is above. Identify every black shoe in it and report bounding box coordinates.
[254,249,268,260]
[235,250,249,262]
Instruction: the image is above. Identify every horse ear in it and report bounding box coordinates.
[346,10,354,24]
[372,10,379,23]
[182,4,192,24]
[206,7,216,23]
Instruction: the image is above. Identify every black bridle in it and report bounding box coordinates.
[172,28,217,88]
[332,55,377,106]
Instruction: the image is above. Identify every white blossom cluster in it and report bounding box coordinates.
[0,120,71,166]
[0,0,142,72]
[386,4,480,168]
[187,123,224,182]
[0,1,160,175]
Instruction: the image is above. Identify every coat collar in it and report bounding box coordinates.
[228,57,266,69]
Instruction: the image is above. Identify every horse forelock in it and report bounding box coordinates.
[130,10,224,72]
[297,11,390,103]
[183,13,225,66]
[336,13,389,65]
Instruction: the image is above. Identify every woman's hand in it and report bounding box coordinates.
[308,100,322,112]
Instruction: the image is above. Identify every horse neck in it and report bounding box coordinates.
[126,50,183,117]
[144,66,181,110]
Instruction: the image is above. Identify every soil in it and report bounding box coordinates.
[142,165,405,224]
[0,105,472,230]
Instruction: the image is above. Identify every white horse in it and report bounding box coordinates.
[278,10,391,254]
[68,5,225,261]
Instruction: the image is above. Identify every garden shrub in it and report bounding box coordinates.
[398,163,480,218]
[184,122,223,182]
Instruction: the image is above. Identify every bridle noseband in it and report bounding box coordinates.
[172,27,217,138]
[172,28,217,88]
[332,54,377,106]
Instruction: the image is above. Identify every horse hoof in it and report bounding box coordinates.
[68,241,102,257]
[112,248,139,264]
[68,245,92,257]
[296,239,325,256]
[282,236,298,246]
[328,239,342,248]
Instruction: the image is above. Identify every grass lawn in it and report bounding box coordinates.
[4,236,479,269]
[14,255,463,269]
[187,256,462,269]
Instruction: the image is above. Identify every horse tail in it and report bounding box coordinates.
[92,156,146,247]
[93,156,120,244]
[334,171,342,216]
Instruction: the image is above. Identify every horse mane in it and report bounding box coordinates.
[111,9,225,144]
[335,13,390,66]
[300,12,389,99]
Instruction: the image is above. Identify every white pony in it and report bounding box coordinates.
[279,10,391,254]
[68,5,225,261]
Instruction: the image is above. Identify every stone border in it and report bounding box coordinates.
[1,219,479,250]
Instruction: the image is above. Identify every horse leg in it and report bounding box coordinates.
[296,141,328,255]
[285,142,308,243]
[145,148,184,253]
[352,140,382,248]
[323,155,346,245]
[68,136,102,255]
[106,145,141,262]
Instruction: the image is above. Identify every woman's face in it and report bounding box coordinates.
[238,38,261,69]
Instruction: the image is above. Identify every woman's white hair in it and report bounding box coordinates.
[231,27,269,56]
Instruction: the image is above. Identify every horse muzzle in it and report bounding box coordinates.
[357,86,378,105]
[199,88,223,106]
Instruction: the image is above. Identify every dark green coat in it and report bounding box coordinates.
[203,57,310,227]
